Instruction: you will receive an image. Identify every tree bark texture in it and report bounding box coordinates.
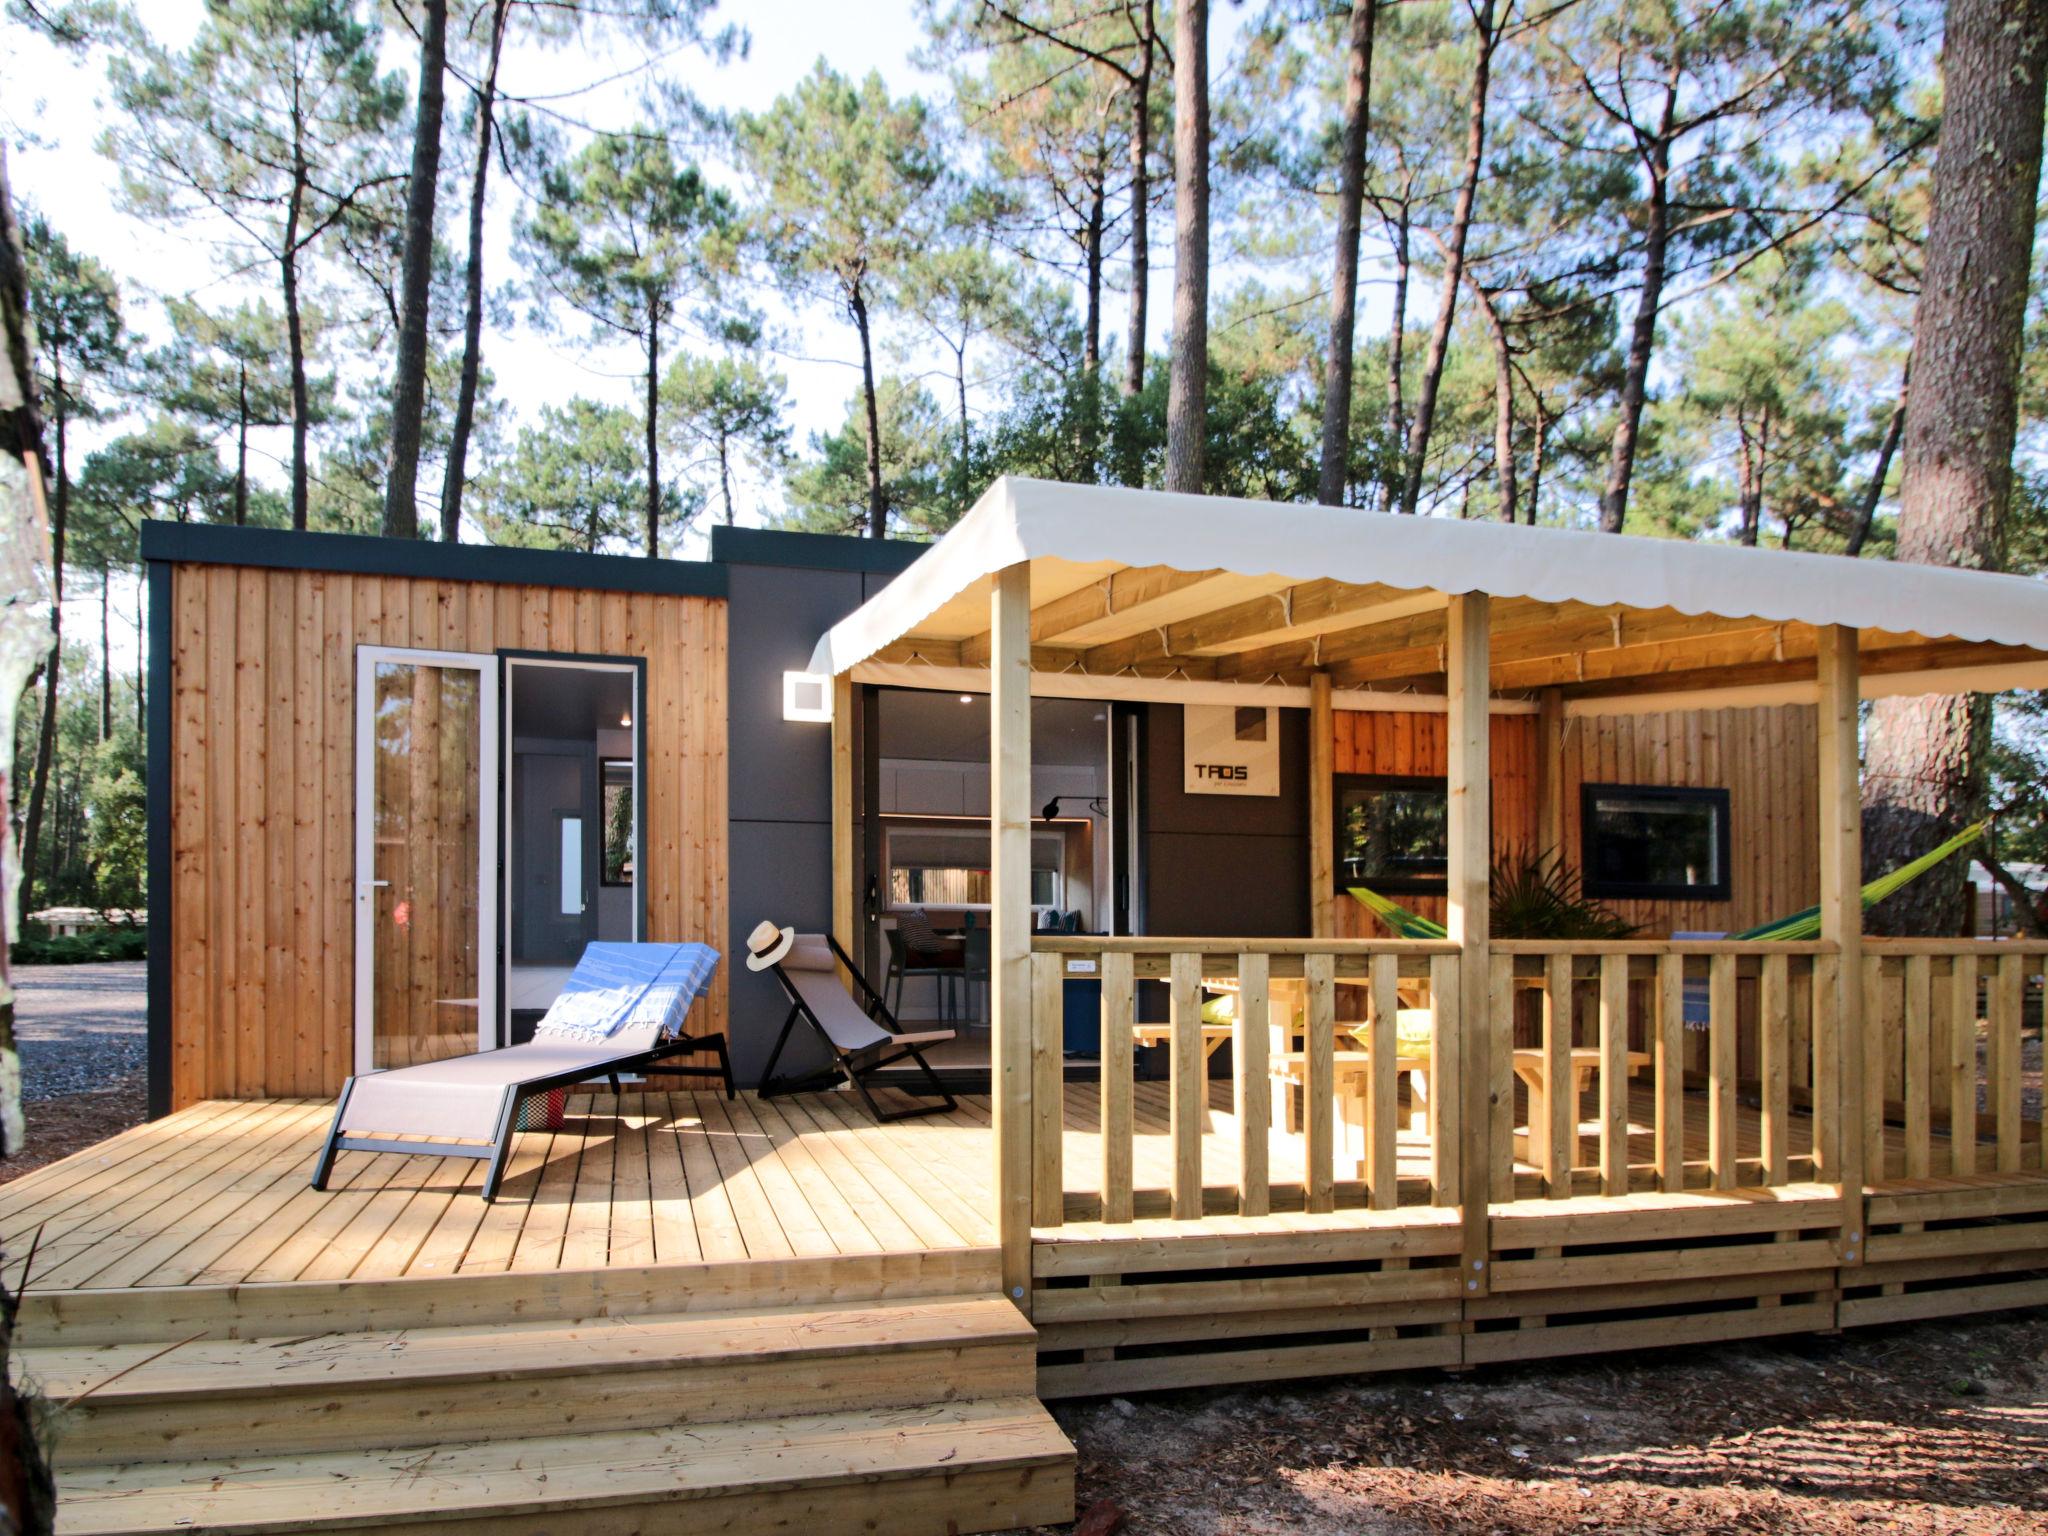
[851,283,887,537]
[381,0,447,541]
[20,358,62,911]
[1399,0,1493,516]
[1452,264,1515,520]
[1164,0,1209,495]
[1846,355,1909,557]
[1123,0,1154,402]
[1597,79,1676,534]
[643,322,661,557]
[1863,0,2047,936]
[442,0,510,542]
[1317,0,1376,508]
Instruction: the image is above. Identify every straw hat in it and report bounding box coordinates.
[744,919,796,971]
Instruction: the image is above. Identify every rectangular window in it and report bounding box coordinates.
[1334,774,1448,895]
[1580,784,1731,901]
[884,826,1064,911]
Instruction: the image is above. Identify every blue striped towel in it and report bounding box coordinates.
[531,942,721,1044]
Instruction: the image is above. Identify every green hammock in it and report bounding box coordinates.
[1346,817,1990,944]
[1730,817,1990,940]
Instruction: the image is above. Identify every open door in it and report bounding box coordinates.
[353,647,500,1074]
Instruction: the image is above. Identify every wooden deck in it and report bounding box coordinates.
[3,1077,1992,1296]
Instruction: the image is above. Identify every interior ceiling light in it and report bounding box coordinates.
[619,711,633,728]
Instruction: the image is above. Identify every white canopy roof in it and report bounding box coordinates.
[809,478,2048,684]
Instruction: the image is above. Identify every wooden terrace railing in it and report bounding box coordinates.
[1026,934,2047,1239]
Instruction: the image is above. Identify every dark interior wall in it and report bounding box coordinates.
[716,529,923,1085]
[1139,702,1311,938]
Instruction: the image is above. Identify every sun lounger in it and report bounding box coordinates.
[747,925,957,1123]
[311,941,724,1201]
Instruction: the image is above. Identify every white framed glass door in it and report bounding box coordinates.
[354,647,500,1074]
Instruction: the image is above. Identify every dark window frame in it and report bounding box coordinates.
[1579,783,1732,902]
[1332,772,1452,897]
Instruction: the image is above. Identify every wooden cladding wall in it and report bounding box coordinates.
[1332,705,1818,939]
[166,563,728,1108]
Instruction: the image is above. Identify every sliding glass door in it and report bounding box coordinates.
[353,648,500,1074]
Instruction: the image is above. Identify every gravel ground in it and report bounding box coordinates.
[7,961,146,1100]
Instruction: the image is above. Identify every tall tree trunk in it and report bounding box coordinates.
[955,341,971,514]
[717,430,734,525]
[1164,0,1209,495]
[442,0,509,542]
[1863,0,2047,937]
[643,323,661,557]
[1083,153,1103,371]
[1846,353,1909,556]
[98,562,110,742]
[233,360,249,526]
[1399,0,1493,516]
[1122,0,1153,402]
[382,0,448,541]
[282,167,310,531]
[1736,417,1762,545]
[1384,199,1409,493]
[1461,267,1514,520]
[1317,0,1376,508]
[133,576,143,736]
[1526,406,1547,525]
[1598,82,1677,534]
[851,283,887,537]
[21,362,63,911]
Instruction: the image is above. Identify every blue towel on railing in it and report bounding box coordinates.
[532,942,721,1044]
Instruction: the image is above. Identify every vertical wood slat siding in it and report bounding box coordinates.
[166,564,729,1108]
[1333,705,1820,939]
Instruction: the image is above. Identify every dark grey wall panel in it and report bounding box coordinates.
[725,818,839,1083]
[721,557,873,1084]
[1139,703,1310,935]
[725,562,863,824]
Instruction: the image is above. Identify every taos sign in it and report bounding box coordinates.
[1183,704,1280,797]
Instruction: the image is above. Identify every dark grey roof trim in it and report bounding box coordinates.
[710,524,928,576]
[139,521,729,598]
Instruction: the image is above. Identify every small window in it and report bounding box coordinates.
[1580,784,1731,901]
[1334,774,1448,895]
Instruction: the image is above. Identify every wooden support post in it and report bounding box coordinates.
[1030,951,1065,1227]
[1654,953,1684,1192]
[1303,951,1336,1213]
[1598,953,1628,1196]
[1234,952,1271,1216]
[990,561,1033,1307]
[1169,950,1204,1219]
[830,673,856,984]
[1446,594,1492,1298]
[1544,952,1573,1198]
[1309,673,1335,938]
[1816,625,1865,1267]
[1366,952,1398,1209]
[1100,950,1135,1221]
[1708,953,1737,1189]
[1760,953,1790,1186]
[1536,685,1565,860]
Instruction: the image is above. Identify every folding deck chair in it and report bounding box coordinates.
[748,924,957,1123]
[311,941,725,1202]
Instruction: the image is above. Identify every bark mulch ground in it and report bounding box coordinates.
[0,1074,146,1185]
[1029,1310,2048,1534]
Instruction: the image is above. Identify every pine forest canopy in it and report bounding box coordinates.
[7,0,2048,931]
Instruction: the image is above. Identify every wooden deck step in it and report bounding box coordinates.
[52,1397,1075,1536]
[25,1295,1038,1466]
